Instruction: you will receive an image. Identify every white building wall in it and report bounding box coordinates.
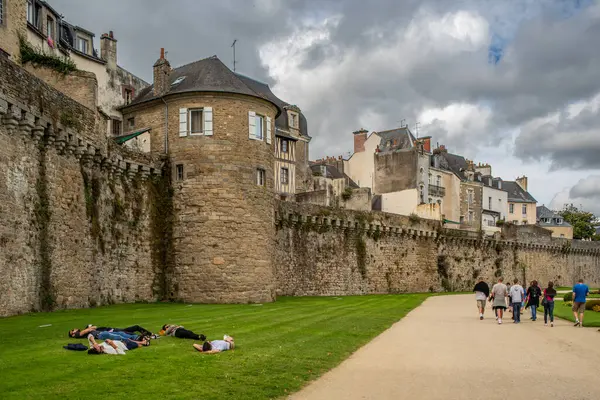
[346,133,380,190]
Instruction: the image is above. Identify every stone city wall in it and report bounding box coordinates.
[0,57,167,316]
[274,202,600,296]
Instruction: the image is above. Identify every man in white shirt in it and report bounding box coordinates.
[509,279,525,323]
[87,334,148,355]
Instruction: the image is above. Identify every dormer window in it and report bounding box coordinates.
[172,76,186,86]
[556,218,563,225]
[289,113,298,128]
[76,36,89,54]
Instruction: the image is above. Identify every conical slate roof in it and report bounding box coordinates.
[128,56,280,116]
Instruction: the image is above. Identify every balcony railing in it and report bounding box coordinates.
[428,184,446,197]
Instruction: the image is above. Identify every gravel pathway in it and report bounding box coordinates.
[290,294,600,400]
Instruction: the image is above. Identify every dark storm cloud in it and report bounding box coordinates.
[47,0,600,171]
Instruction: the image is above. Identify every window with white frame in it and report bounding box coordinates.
[467,190,474,205]
[77,36,89,54]
[27,0,33,24]
[522,204,527,215]
[254,114,264,140]
[189,109,203,134]
[468,211,474,222]
[509,204,514,213]
[256,169,265,186]
[436,175,441,187]
[281,168,289,184]
[281,139,288,153]
[176,164,184,181]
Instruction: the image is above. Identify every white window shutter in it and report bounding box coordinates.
[248,111,256,140]
[266,116,272,144]
[204,107,213,136]
[179,108,188,137]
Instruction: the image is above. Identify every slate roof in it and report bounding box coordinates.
[310,164,359,188]
[503,181,537,203]
[435,152,469,181]
[128,56,280,117]
[536,205,571,227]
[235,74,309,138]
[376,127,416,151]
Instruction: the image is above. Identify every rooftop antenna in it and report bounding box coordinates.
[415,122,420,138]
[231,39,238,72]
[400,119,406,127]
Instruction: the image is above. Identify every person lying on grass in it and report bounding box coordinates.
[69,325,155,339]
[160,324,206,341]
[87,334,149,355]
[193,335,235,354]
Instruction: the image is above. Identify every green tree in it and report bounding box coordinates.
[559,204,598,240]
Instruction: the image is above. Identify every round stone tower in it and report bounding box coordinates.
[125,55,280,303]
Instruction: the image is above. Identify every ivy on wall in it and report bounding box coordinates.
[19,36,77,75]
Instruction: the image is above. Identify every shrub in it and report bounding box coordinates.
[496,219,505,227]
[563,292,573,302]
[341,187,353,201]
[585,300,600,311]
[564,301,573,307]
[592,305,600,313]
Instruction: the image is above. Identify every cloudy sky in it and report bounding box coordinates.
[51,0,600,213]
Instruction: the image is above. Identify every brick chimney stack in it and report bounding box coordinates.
[353,128,368,153]
[100,31,117,70]
[153,48,171,97]
[516,176,528,191]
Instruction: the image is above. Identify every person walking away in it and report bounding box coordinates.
[506,283,513,319]
[509,279,524,323]
[542,282,557,327]
[473,279,490,320]
[526,280,542,321]
[490,278,508,325]
[572,279,589,327]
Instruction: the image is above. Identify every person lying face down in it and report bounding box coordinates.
[160,324,206,341]
[193,335,235,354]
[68,325,154,339]
[86,334,149,355]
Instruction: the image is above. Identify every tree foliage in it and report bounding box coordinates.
[558,204,599,240]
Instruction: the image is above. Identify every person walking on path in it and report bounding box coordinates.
[490,277,508,324]
[526,280,542,321]
[473,279,490,320]
[542,281,557,327]
[572,279,589,327]
[509,279,525,323]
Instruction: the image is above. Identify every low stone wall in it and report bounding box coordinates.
[274,202,600,296]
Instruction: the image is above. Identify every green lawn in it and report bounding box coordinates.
[0,294,429,400]
[541,302,600,327]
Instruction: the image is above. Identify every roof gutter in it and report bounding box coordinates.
[160,96,168,154]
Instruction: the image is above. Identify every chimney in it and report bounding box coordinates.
[420,136,431,153]
[353,128,368,153]
[153,48,171,97]
[516,176,528,191]
[100,31,117,70]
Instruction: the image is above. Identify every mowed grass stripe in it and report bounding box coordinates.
[0,294,429,400]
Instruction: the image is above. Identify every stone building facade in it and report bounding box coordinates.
[121,53,279,303]
[1,0,148,138]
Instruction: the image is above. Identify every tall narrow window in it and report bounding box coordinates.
[488,196,492,210]
[255,114,264,140]
[128,117,135,130]
[509,204,514,213]
[124,89,133,105]
[522,204,527,215]
[46,16,54,39]
[27,0,33,24]
[189,109,203,134]
[436,175,441,186]
[176,164,184,181]
[112,119,122,136]
[467,190,473,205]
[281,168,289,184]
[256,169,265,186]
[281,139,288,153]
